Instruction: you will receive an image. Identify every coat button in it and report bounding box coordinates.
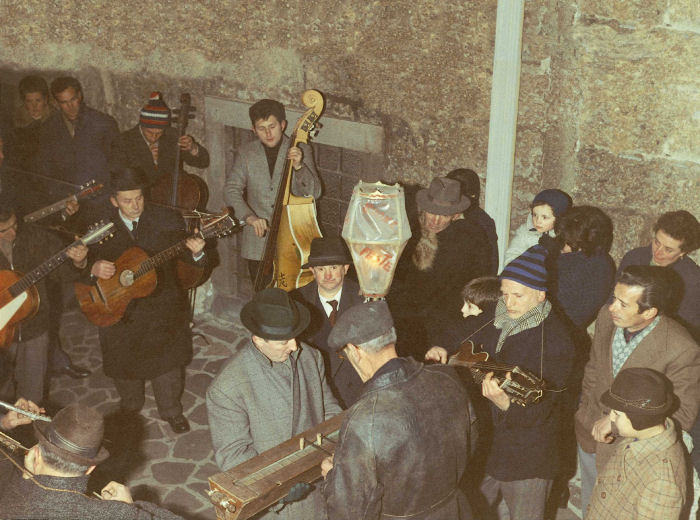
[601,492,606,499]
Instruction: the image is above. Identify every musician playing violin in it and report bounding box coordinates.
[110,91,210,185]
[224,99,321,282]
[86,167,206,434]
[0,195,88,406]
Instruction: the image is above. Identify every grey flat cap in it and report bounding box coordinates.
[327,301,394,350]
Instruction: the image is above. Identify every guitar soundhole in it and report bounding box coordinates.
[119,270,135,287]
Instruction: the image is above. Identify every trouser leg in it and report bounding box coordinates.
[151,367,185,419]
[501,477,552,520]
[112,378,146,412]
[10,332,49,404]
[577,444,597,516]
[477,474,503,520]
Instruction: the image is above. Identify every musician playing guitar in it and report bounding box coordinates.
[86,167,206,434]
[427,245,575,520]
[224,99,321,283]
[0,194,89,405]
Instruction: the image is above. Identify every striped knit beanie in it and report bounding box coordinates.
[139,91,171,128]
[500,244,548,291]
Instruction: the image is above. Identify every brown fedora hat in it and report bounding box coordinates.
[600,368,673,417]
[240,288,310,340]
[34,403,109,466]
[416,177,470,216]
[301,236,351,269]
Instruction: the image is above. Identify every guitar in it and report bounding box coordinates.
[0,221,114,348]
[448,340,546,407]
[75,211,238,327]
[22,181,104,224]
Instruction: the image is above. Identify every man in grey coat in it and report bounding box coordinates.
[206,288,341,520]
[223,99,321,281]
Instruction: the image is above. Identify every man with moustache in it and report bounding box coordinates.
[575,265,700,515]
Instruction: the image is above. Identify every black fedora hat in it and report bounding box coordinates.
[416,177,470,216]
[110,167,151,193]
[34,403,110,466]
[240,288,310,340]
[301,236,351,269]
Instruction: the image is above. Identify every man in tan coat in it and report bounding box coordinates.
[575,265,700,514]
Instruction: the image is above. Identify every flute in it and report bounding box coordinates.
[0,399,51,422]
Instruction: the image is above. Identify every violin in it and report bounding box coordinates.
[150,93,209,212]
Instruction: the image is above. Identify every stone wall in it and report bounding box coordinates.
[0,0,697,278]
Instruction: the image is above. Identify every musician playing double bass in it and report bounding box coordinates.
[224,99,321,282]
[110,91,210,185]
[429,245,575,520]
[86,167,206,434]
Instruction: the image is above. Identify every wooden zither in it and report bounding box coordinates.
[208,412,346,520]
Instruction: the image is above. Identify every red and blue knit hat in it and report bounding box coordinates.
[500,244,548,291]
[139,91,171,128]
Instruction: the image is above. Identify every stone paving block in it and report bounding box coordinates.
[189,403,209,427]
[173,429,213,460]
[186,373,214,396]
[194,461,220,481]
[152,461,197,485]
[142,440,171,460]
[204,358,228,374]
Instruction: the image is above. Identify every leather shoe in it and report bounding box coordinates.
[165,414,190,434]
[52,364,91,379]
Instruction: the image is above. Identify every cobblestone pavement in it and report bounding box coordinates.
[48,304,582,520]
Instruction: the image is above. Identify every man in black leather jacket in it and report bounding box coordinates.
[321,301,477,520]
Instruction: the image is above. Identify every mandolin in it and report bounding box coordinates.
[448,340,546,407]
[22,180,104,224]
[0,221,114,348]
[254,90,324,293]
[75,211,237,327]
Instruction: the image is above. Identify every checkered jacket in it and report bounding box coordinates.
[586,419,687,520]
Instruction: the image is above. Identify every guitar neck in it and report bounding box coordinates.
[23,195,75,223]
[134,240,190,280]
[9,239,80,297]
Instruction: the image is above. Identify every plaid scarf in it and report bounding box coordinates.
[493,298,552,353]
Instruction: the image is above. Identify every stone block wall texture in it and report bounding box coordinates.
[0,0,697,273]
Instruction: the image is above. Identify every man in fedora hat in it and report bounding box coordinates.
[388,176,490,358]
[0,403,183,518]
[86,167,206,434]
[586,368,688,519]
[206,287,341,519]
[293,236,364,407]
[320,301,477,519]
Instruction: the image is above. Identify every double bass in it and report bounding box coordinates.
[150,93,209,213]
[254,90,324,292]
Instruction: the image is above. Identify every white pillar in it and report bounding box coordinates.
[484,0,525,273]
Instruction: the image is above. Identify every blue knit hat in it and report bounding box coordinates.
[532,189,572,218]
[500,244,548,291]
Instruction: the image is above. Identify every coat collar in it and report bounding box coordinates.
[360,357,422,397]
